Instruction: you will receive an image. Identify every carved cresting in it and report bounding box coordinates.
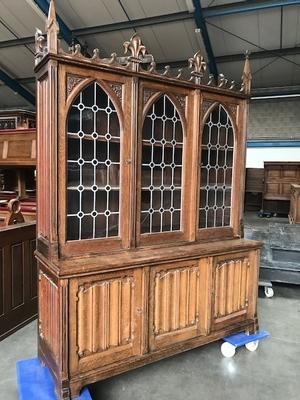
[188,51,207,84]
[77,276,134,358]
[153,265,200,336]
[35,5,250,93]
[214,258,250,320]
[124,34,147,72]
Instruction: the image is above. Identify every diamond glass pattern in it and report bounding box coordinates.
[67,82,120,240]
[141,95,183,234]
[199,104,234,229]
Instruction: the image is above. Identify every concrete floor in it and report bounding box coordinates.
[0,285,299,400]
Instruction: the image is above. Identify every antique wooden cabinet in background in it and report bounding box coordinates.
[35,3,261,399]
[262,161,300,215]
[289,184,300,223]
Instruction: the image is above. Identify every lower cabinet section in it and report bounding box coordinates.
[69,269,143,374]
[38,244,260,399]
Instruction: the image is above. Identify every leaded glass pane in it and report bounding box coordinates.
[199,104,234,229]
[67,82,120,240]
[140,95,183,234]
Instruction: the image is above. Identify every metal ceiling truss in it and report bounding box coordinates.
[0,69,35,105]
[203,0,300,18]
[2,0,300,50]
[1,0,300,103]
[192,0,218,79]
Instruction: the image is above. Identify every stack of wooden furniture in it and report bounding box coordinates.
[0,109,36,221]
[35,2,261,399]
[262,161,300,215]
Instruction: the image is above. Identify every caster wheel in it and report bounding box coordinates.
[264,287,274,298]
[221,342,236,358]
[245,340,259,352]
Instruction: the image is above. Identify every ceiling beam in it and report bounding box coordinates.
[0,69,35,105]
[2,0,300,50]
[216,46,300,63]
[192,0,218,79]
[73,11,192,37]
[155,46,300,69]
[203,0,300,18]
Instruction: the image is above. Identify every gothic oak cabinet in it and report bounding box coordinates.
[35,2,261,399]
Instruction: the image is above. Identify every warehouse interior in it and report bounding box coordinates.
[0,1,299,399]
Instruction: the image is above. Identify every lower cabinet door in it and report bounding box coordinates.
[149,260,207,351]
[211,251,258,330]
[69,268,143,374]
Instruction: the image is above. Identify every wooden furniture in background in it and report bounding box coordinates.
[35,3,261,399]
[262,162,300,215]
[0,128,36,166]
[289,184,300,224]
[244,168,264,211]
[0,221,37,341]
[0,109,35,130]
[0,110,36,221]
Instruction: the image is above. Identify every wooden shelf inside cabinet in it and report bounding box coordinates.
[35,7,259,399]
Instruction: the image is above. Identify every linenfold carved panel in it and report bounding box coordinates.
[214,257,250,320]
[77,276,134,358]
[153,264,200,336]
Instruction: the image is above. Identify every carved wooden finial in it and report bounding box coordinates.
[188,51,207,84]
[5,199,25,226]
[35,27,46,65]
[123,34,147,71]
[242,51,252,95]
[46,0,59,54]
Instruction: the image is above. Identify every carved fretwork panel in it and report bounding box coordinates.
[150,262,202,350]
[212,256,250,327]
[77,276,134,357]
[39,271,59,360]
[66,74,86,98]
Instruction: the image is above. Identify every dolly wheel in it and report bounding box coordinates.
[221,342,236,358]
[245,340,259,352]
[264,287,274,298]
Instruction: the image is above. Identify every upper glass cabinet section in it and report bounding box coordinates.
[66,82,120,240]
[140,95,184,234]
[199,104,234,229]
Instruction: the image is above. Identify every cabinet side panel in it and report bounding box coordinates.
[37,77,50,238]
[39,271,59,361]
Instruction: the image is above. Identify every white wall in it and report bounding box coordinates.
[246,147,300,168]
